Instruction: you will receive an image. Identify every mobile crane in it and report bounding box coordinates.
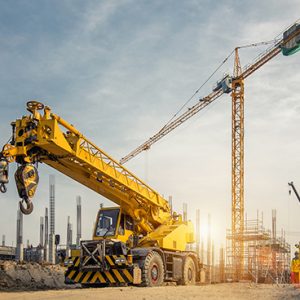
[0,101,199,286]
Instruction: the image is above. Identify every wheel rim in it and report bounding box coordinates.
[151,264,159,283]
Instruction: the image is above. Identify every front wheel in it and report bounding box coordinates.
[142,251,164,287]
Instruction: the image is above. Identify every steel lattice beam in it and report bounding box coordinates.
[231,48,244,280]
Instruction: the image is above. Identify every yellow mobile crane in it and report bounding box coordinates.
[0,101,198,286]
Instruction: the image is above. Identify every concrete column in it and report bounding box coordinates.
[220,246,225,282]
[168,196,173,215]
[16,209,23,262]
[207,213,211,283]
[40,217,44,246]
[49,234,55,264]
[183,203,187,222]
[17,243,23,262]
[212,240,215,283]
[76,196,82,247]
[196,209,200,256]
[49,175,55,264]
[44,207,49,262]
[201,240,204,263]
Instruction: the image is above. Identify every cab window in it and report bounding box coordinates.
[95,209,119,237]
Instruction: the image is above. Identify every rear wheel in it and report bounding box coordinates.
[181,256,196,285]
[142,251,164,287]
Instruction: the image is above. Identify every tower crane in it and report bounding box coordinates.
[120,21,300,280]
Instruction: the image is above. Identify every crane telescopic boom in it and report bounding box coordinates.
[0,101,199,287]
[0,101,174,233]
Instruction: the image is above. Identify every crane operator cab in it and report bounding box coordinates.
[72,207,136,277]
[213,74,232,94]
[64,207,142,286]
[94,207,135,244]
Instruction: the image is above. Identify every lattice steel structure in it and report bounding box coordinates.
[226,213,291,283]
[231,48,245,280]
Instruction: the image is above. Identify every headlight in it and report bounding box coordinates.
[64,259,74,267]
[115,258,126,264]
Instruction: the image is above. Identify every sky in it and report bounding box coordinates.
[0,0,300,261]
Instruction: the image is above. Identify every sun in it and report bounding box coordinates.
[200,223,210,241]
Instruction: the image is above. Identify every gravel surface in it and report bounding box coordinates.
[0,261,299,299]
[0,283,300,300]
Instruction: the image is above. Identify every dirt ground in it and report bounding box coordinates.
[0,283,300,300]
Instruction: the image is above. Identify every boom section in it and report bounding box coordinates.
[1,102,171,231]
[238,24,300,80]
[120,89,224,164]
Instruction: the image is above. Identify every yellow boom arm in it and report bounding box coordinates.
[0,101,171,234]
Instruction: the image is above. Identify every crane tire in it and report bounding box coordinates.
[180,256,196,285]
[19,199,34,215]
[142,251,164,287]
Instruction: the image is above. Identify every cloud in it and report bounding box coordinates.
[0,0,300,254]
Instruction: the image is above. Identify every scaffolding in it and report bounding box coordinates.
[226,210,290,283]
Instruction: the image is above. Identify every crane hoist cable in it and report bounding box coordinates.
[162,39,278,132]
[160,49,235,132]
[120,36,284,165]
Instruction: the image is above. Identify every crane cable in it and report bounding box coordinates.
[237,39,278,49]
[159,38,279,134]
[167,19,300,131]
[159,49,235,133]
[122,20,300,163]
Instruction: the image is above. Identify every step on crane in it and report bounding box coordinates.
[120,21,300,280]
[0,101,200,287]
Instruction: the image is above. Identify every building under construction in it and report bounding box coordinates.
[226,210,290,283]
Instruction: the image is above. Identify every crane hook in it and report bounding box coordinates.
[15,164,39,215]
[19,197,34,215]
